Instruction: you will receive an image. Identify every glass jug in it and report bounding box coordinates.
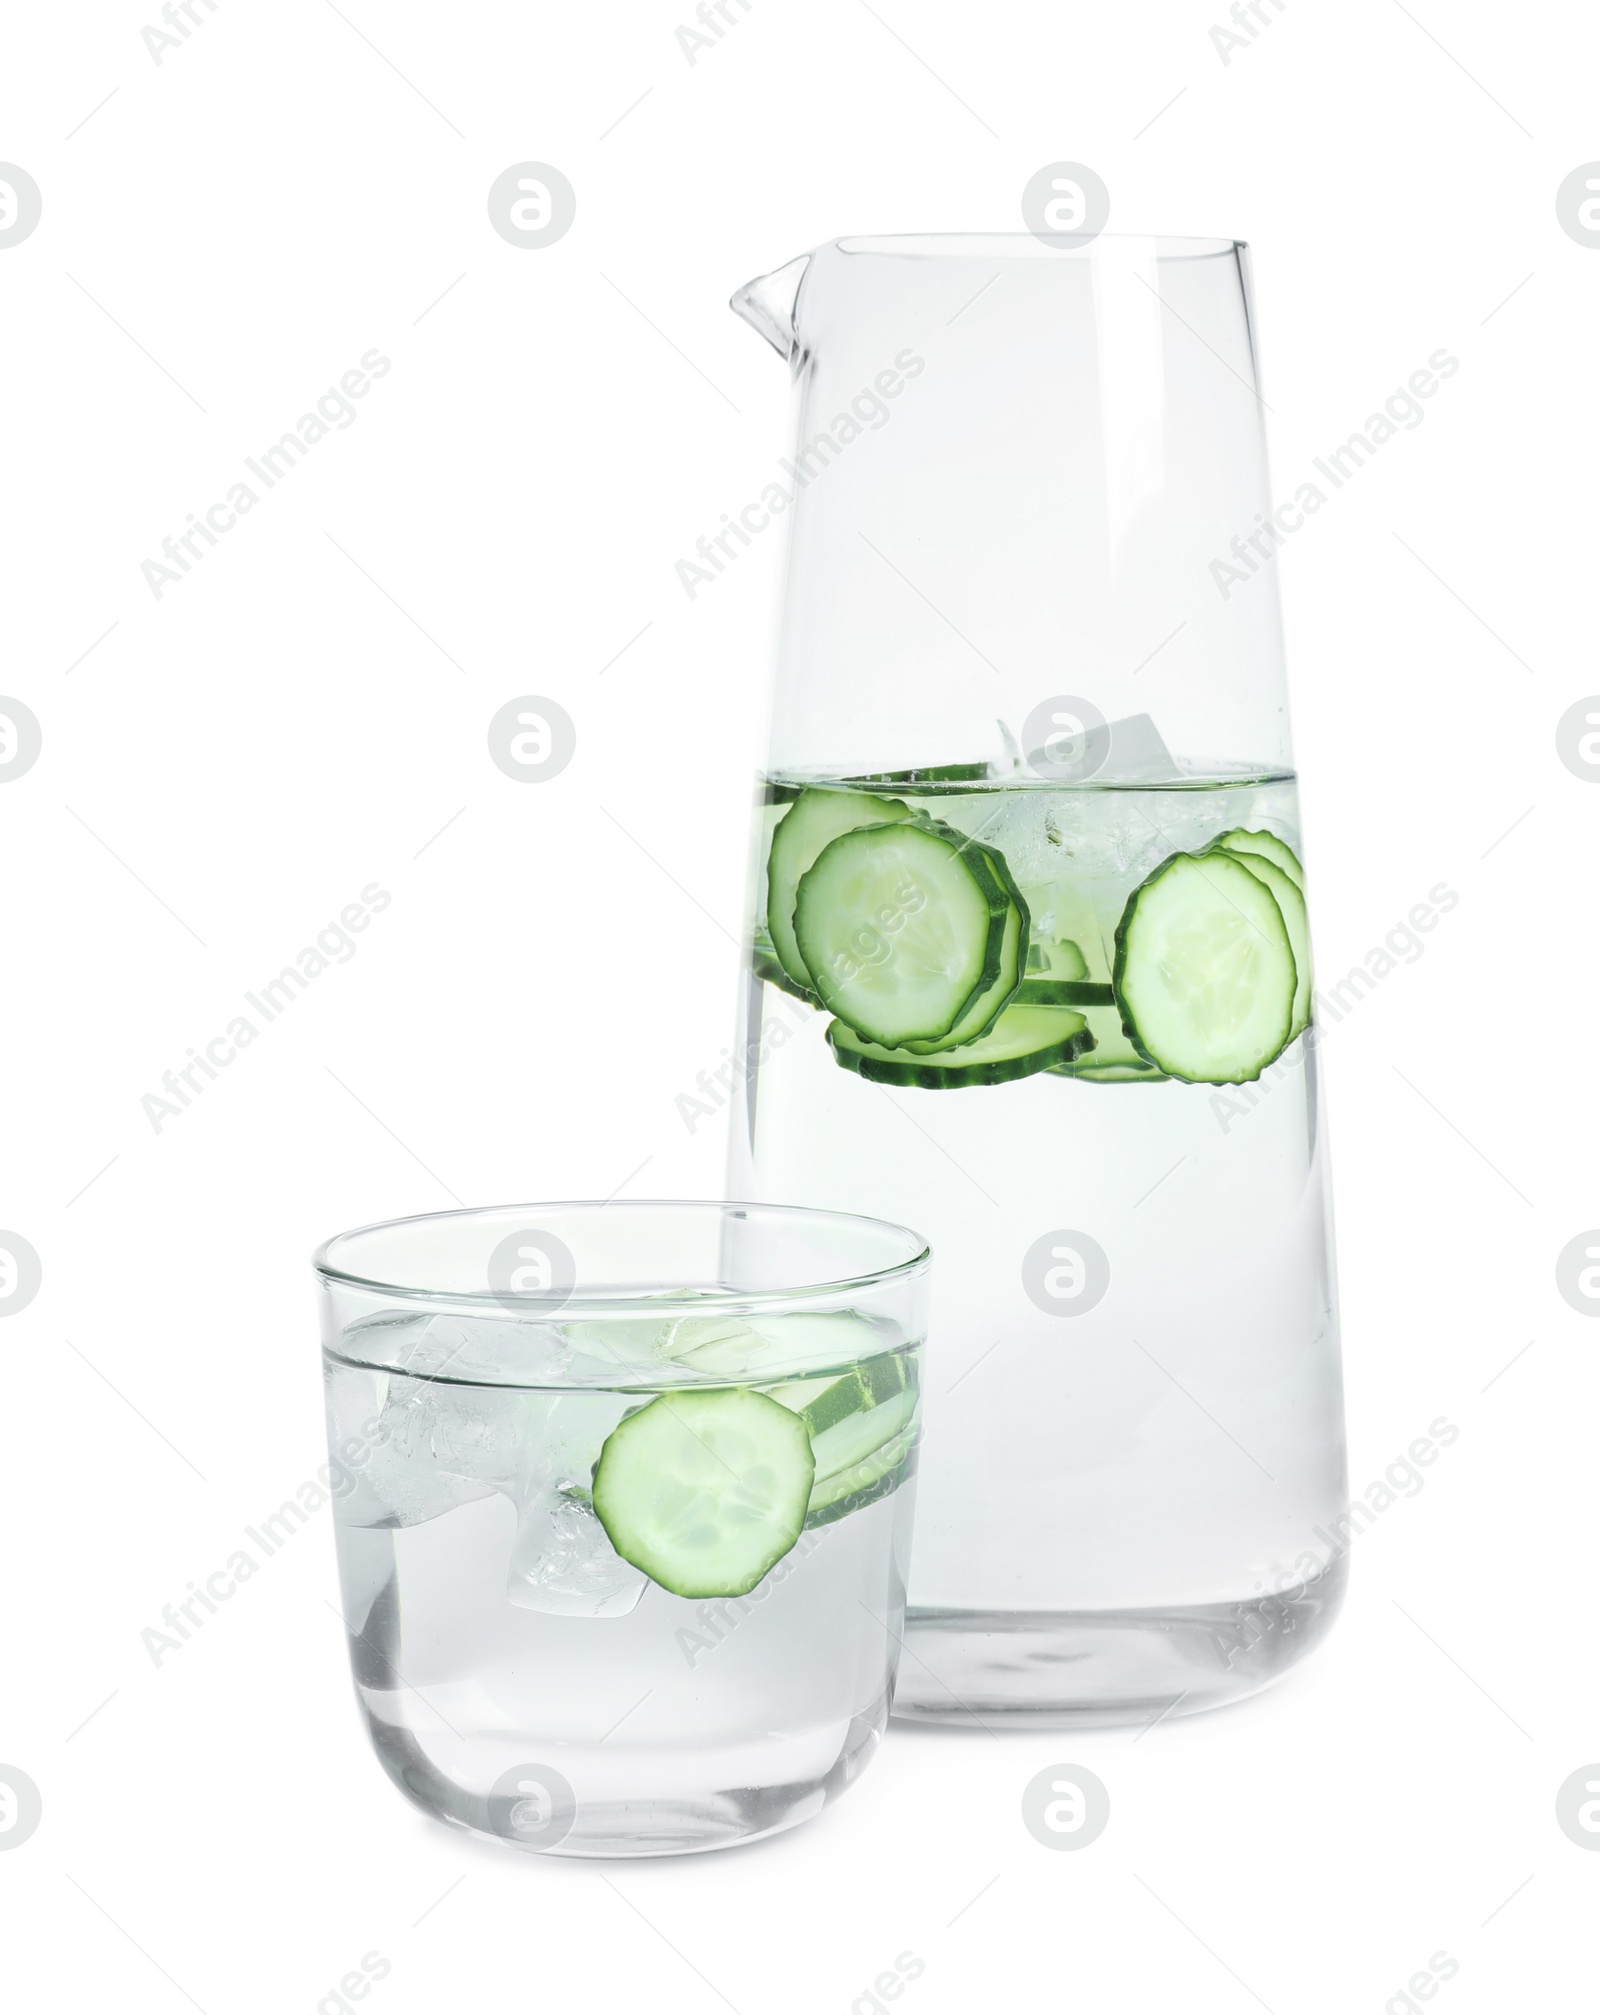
[727,235,1347,1726]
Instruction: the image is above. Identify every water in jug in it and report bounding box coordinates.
[727,235,1348,1725]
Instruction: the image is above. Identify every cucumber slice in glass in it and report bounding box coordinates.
[766,1352,919,1526]
[591,1387,815,1598]
[766,1370,869,1437]
[806,1422,919,1525]
[1113,850,1296,1083]
[765,787,911,991]
[809,1387,918,1483]
[795,818,1014,1049]
[1216,827,1304,892]
[765,1350,910,1437]
[744,1311,902,1376]
[827,1004,1093,1088]
[1219,846,1312,1039]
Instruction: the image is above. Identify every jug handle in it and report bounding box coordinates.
[729,253,811,362]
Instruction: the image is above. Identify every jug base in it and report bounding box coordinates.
[892,1560,1346,1729]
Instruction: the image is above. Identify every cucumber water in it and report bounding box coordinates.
[735,770,1347,1721]
[325,1305,921,1850]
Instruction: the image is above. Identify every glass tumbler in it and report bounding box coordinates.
[315,1201,928,1857]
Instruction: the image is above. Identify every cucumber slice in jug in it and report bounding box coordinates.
[899,845,1029,1052]
[827,1004,1093,1088]
[1113,850,1296,1084]
[845,760,994,786]
[1026,935,1089,980]
[1047,1003,1169,1082]
[1070,1061,1172,1083]
[795,818,1014,1049]
[751,934,818,1007]
[1023,932,1100,1007]
[1217,827,1304,892]
[591,1387,815,1599]
[1217,845,1312,1039]
[1014,979,1116,1007]
[765,788,911,990]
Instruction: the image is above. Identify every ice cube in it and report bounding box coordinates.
[560,1318,672,1377]
[395,1380,542,1488]
[337,1373,505,1529]
[1099,713,1179,783]
[400,1313,577,1386]
[653,1314,769,1374]
[501,1390,646,1616]
[507,1490,646,1617]
[324,1350,478,1529]
[325,1332,546,1528]
[333,1444,496,1530]
[562,1313,771,1379]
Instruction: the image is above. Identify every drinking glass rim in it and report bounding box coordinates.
[313,1198,931,1312]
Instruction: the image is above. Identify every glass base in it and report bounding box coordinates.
[360,1691,890,1858]
[892,1560,1346,1729]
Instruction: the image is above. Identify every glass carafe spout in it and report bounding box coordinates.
[730,253,811,361]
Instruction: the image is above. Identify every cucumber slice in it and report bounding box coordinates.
[1219,846,1312,1039]
[751,935,818,1007]
[743,1311,903,1376]
[1113,851,1296,1084]
[1048,1003,1171,1082]
[1217,827,1304,892]
[765,788,911,991]
[562,1310,901,1385]
[1034,882,1116,986]
[1070,1061,1172,1083]
[1014,979,1116,1007]
[846,761,993,785]
[766,1371,866,1437]
[806,1422,918,1525]
[900,845,1029,1052]
[591,1387,815,1598]
[828,1004,1093,1088]
[766,1351,910,1437]
[1027,936,1089,980]
[768,1352,919,1527]
[795,818,1013,1049]
[809,1386,918,1482]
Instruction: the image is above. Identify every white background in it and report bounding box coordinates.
[3,1,1597,2008]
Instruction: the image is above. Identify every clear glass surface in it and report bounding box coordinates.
[316,1201,928,1855]
[730,234,1348,1724]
